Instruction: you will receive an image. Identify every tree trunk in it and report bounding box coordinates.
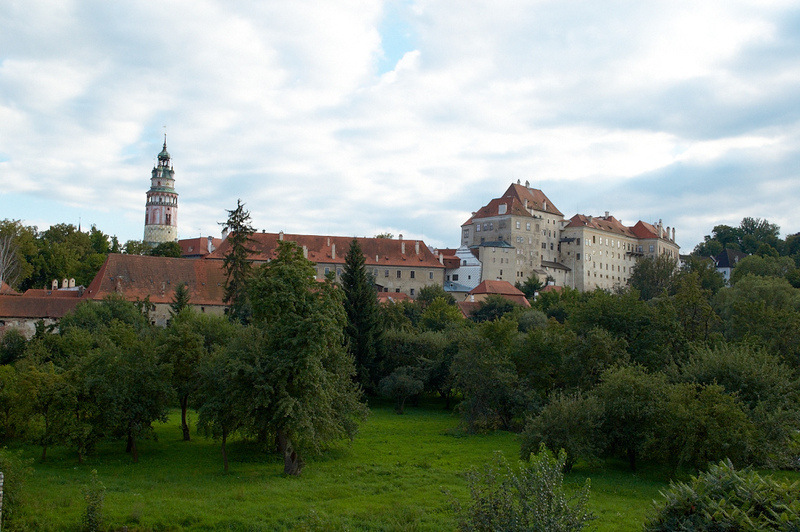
[41,444,47,462]
[627,447,637,472]
[131,435,139,463]
[222,429,229,473]
[276,430,303,476]
[180,395,191,441]
[126,432,134,453]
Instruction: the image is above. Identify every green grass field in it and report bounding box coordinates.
[4,402,714,530]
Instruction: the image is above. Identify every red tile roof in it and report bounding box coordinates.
[377,292,412,304]
[84,254,227,306]
[0,282,19,296]
[503,183,563,216]
[470,280,526,297]
[207,233,444,269]
[564,214,637,238]
[464,196,533,225]
[179,237,222,257]
[0,295,80,319]
[630,220,660,239]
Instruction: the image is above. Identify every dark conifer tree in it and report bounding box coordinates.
[170,282,191,316]
[341,238,383,392]
[220,200,255,322]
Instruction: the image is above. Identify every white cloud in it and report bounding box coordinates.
[1,0,800,251]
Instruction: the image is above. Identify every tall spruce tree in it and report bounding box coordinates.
[220,200,255,322]
[342,238,383,392]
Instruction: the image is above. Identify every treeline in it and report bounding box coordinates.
[0,219,181,292]
[362,253,800,474]
[0,241,367,476]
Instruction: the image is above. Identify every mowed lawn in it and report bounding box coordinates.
[16,402,672,531]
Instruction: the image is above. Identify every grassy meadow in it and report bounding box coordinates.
[5,401,722,530]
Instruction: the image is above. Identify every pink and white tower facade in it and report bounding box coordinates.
[143,136,179,246]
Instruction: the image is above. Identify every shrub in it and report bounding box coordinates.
[0,448,33,525]
[81,469,105,532]
[452,446,594,532]
[644,459,800,531]
[520,392,603,472]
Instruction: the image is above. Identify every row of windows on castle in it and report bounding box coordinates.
[319,267,435,282]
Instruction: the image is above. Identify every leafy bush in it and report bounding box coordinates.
[452,446,594,531]
[378,366,424,414]
[81,469,105,532]
[520,392,603,472]
[0,447,33,525]
[644,459,800,531]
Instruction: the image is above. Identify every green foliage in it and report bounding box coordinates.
[644,459,800,531]
[0,219,35,291]
[669,271,719,344]
[0,448,33,524]
[0,328,26,365]
[671,343,800,468]
[420,296,464,331]
[341,238,383,391]
[693,217,783,257]
[123,239,150,255]
[649,383,754,471]
[515,274,543,300]
[378,366,425,414]
[520,392,603,473]
[628,254,677,301]
[169,282,191,316]
[714,275,800,363]
[220,199,255,323]
[59,294,150,334]
[416,284,456,306]
[245,241,368,474]
[516,308,548,332]
[148,240,182,258]
[594,365,667,471]
[731,254,796,284]
[453,447,594,532]
[81,469,105,532]
[453,337,529,432]
[679,255,725,294]
[471,294,521,323]
[84,322,173,462]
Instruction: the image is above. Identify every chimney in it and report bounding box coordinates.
[331,243,336,260]
[327,237,330,246]
[207,236,214,253]
[376,254,379,262]
[439,252,444,264]
[62,278,68,289]
[69,278,75,288]
[401,242,406,254]
[415,241,420,254]
[302,245,308,259]
[672,227,676,241]
[517,179,521,184]
[605,211,609,218]
[279,231,284,241]
[525,180,530,188]
[221,227,229,240]
[52,279,58,290]
[399,234,403,241]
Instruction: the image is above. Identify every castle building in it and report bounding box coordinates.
[143,137,179,246]
[462,182,680,292]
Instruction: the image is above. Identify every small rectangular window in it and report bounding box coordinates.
[410,271,415,279]
[410,288,415,296]
[396,270,401,278]
[453,274,459,281]
[429,272,433,280]
[577,253,581,260]
[384,270,389,277]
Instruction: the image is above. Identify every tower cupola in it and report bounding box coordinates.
[143,135,179,246]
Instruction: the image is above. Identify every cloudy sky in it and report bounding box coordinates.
[2,0,799,252]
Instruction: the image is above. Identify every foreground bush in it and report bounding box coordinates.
[452,446,594,531]
[644,459,800,531]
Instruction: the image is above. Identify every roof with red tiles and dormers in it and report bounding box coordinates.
[564,214,638,238]
[503,183,563,217]
[206,233,445,269]
[179,237,222,258]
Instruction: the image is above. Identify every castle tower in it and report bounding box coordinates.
[143,136,179,246]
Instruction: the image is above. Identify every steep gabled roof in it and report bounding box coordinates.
[503,183,563,216]
[463,196,533,225]
[714,249,748,269]
[84,254,227,306]
[630,220,660,239]
[207,233,444,269]
[564,214,637,238]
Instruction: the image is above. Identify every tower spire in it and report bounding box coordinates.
[143,136,179,246]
